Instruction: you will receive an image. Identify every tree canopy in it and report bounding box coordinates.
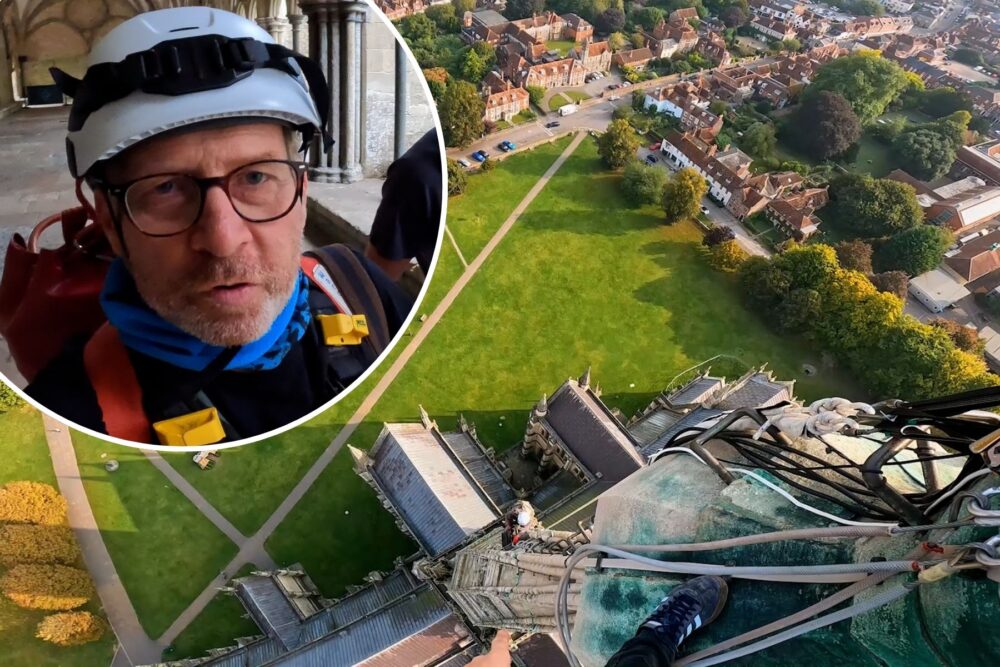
[439,81,484,147]
[826,174,923,238]
[803,51,910,124]
[835,240,873,275]
[505,0,547,20]
[892,111,970,181]
[662,168,708,224]
[447,159,468,196]
[789,91,861,161]
[874,225,954,276]
[598,119,641,169]
[622,160,668,206]
[740,122,776,158]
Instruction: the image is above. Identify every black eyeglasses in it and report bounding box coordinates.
[94,160,308,237]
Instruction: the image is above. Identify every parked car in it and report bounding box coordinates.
[700,205,710,216]
[645,154,658,164]
[649,142,661,151]
[607,83,619,90]
[471,150,487,162]
[499,140,516,152]
[457,158,471,168]
[545,121,560,128]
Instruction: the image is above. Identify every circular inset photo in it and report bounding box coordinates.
[0,2,444,450]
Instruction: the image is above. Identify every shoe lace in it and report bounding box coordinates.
[649,593,701,646]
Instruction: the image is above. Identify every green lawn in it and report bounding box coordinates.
[164,564,260,661]
[0,596,115,667]
[265,136,863,598]
[73,434,239,638]
[512,109,537,125]
[0,408,53,485]
[548,93,571,112]
[565,90,591,103]
[843,132,897,178]
[546,39,577,56]
[447,135,573,257]
[0,409,116,667]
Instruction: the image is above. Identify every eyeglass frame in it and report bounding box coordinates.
[90,159,309,238]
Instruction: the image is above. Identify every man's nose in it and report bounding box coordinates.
[189,185,253,257]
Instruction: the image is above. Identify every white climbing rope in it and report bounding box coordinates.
[751,398,876,440]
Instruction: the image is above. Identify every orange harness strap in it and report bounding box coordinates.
[83,323,152,443]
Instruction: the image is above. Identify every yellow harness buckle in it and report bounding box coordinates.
[318,313,369,346]
[153,408,227,447]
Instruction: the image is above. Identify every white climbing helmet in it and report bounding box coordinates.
[53,6,332,177]
[516,511,532,527]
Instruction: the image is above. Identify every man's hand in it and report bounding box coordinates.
[469,629,512,666]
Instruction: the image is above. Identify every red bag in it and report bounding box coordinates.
[0,207,111,383]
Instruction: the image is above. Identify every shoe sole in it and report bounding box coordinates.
[703,577,730,626]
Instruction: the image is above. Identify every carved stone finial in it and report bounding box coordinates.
[418,404,432,428]
[579,366,591,388]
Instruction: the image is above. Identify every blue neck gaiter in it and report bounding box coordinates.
[99,258,312,373]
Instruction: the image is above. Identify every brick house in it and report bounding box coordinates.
[765,188,829,241]
[571,38,612,74]
[482,72,530,123]
[613,47,654,71]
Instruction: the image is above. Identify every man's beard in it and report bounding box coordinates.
[130,253,299,348]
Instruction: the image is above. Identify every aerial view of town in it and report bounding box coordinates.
[0,0,999,666]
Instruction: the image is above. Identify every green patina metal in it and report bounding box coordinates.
[569,447,1000,666]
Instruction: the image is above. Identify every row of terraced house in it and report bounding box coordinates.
[646,43,845,241]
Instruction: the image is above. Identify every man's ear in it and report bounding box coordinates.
[91,188,126,258]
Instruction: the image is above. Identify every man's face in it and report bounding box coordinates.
[95,122,307,347]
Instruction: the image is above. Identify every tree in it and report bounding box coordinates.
[633,7,666,30]
[597,119,641,169]
[0,481,67,526]
[892,129,957,181]
[740,122,776,158]
[0,525,80,567]
[790,91,861,160]
[526,85,545,108]
[622,160,668,206]
[918,87,972,119]
[0,382,23,411]
[954,47,984,67]
[613,104,635,121]
[835,240,874,275]
[709,239,750,272]
[398,13,437,45]
[870,271,909,300]
[662,168,708,224]
[596,7,626,33]
[778,288,822,332]
[439,81,484,147]
[422,68,448,100]
[1,564,94,611]
[803,51,910,124]
[852,0,884,15]
[703,224,736,247]
[452,0,476,13]
[930,319,985,354]
[719,6,748,27]
[874,225,953,276]
[609,31,629,51]
[827,174,923,237]
[36,612,106,647]
[461,49,488,82]
[709,100,728,115]
[447,159,468,196]
[505,0,546,20]
[781,38,802,53]
[479,156,496,172]
[425,4,460,32]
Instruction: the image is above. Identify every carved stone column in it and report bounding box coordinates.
[299,0,366,183]
[289,14,309,54]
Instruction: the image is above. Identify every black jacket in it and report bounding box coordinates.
[26,252,411,440]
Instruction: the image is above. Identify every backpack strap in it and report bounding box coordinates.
[304,245,390,356]
[83,323,152,443]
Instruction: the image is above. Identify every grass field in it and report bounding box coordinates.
[0,408,116,667]
[545,39,577,56]
[0,408,53,485]
[548,93,571,112]
[264,135,862,598]
[165,564,260,661]
[73,434,238,638]
[565,90,591,103]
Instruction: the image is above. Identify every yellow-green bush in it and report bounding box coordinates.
[0,481,68,526]
[0,564,93,611]
[0,524,80,567]
[36,611,106,646]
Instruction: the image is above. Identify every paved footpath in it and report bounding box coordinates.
[43,414,162,667]
[154,130,590,646]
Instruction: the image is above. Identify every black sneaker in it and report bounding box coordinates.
[639,575,729,650]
